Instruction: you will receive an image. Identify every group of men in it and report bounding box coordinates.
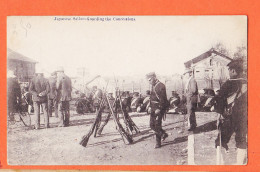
[7,66,72,129]
[7,58,247,164]
[145,59,247,164]
[30,67,72,129]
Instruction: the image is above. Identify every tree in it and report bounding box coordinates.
[213,42,231,57]
[233,45,247,74]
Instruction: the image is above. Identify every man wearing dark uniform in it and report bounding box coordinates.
[215,59,247,164]
[29,69,50,129]
[48,71,58,117]
[7,70,21,122]
[56,67,72,127]
[146,72,169,148]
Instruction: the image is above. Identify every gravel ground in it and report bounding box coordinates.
[7,110,237,165]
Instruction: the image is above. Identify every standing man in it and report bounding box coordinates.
[29,68,50,129]
[56,67,72,127]
[146,72,169,149]
[215,59,247,164]
[184,68,198,131]
[48,71,58,117]
[7,70,21,122]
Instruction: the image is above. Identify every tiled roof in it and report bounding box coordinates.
[7,48,38,63]
[184,48,232,68]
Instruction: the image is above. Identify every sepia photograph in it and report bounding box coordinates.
[7,16,247,165]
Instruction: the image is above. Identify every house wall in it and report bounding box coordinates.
[190,53,231,90]
[8,59,36,82]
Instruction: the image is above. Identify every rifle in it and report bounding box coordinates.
[79,80,109,147]
[105,93,133,144]
[113,76,139,135]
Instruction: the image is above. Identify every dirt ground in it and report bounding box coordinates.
[7,109,237,165]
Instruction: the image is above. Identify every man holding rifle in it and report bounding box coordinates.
[146,72,169,149]
[215,59,247,164]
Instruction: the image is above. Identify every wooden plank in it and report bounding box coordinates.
[188,133,196,165]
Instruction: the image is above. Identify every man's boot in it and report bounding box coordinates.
[162,132,168,141]
[236,148,247,165]
[154,135,161,149]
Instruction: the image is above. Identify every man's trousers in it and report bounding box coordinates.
[150,111,166,144]
[48,98,58,117]
[186,102,197,128]
[33,101,49,129]
[58,101,70,126]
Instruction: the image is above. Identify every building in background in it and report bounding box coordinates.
[184,48,232,90]
[7,48,37,82]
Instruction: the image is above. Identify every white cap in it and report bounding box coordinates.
[7,70,16,78]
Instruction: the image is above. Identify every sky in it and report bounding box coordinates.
[7,16,247,78]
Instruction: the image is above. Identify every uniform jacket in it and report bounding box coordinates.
[185,76,198,105]
[150,80,168,111]
[56,73,72,102]
[215,77,247,116]
[48,76,57,99]
[7,78,21,110]
[215,76,247,131]
[29,75,50,102]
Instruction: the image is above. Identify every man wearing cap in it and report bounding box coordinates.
[56,67,72,127]
[7,70,21,122]
[48,71,58,117]
[183,68,198,131]
[214,59,247,164]
[29,68,50,129]
[146,72,169,148]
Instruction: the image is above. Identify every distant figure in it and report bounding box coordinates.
[141,90,151,113]
[183,68,198,131]
[48,71,58,117]
[125,91,132,112]
[21,85,33,113]
[169,91,181,109]
[130,92,143,112]
[29,68,50,129]
[91,86,103,111]
[146,72,169,149]
[7,70,21,121]
[56,67,72,127]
